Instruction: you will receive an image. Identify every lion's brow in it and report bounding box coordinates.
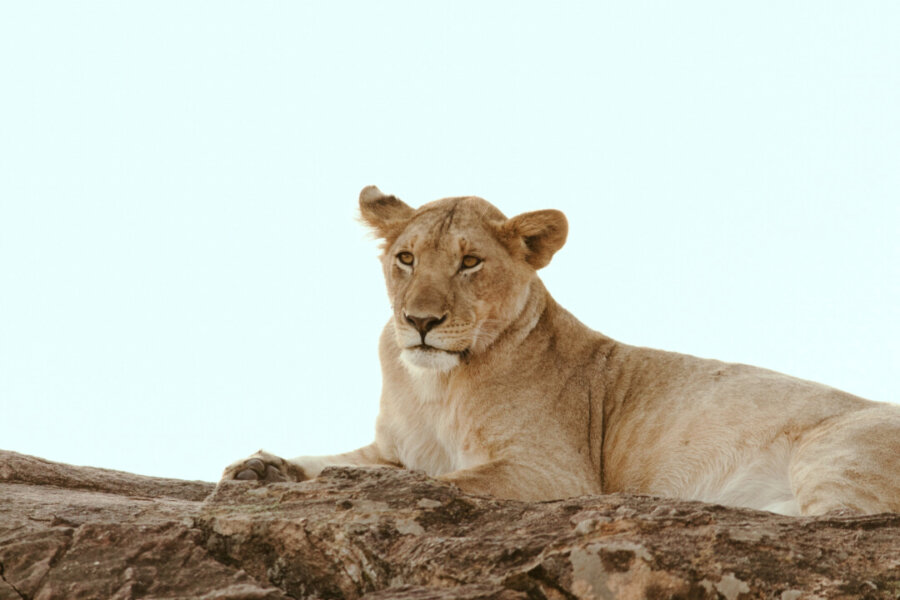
[432,201,460,249]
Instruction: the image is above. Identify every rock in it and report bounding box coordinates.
[1,450,899,599]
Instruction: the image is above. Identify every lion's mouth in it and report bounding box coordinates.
[411,344,469,358]
[412,344,454,353]
[400,344,469,372]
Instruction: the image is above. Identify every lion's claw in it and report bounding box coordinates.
[222,451,303,483]
[242,458,268,478]
[233,458,285,482]
[235,458,267,480]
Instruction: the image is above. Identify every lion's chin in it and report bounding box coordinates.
[400,347,461,373]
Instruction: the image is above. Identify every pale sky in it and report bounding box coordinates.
[1,2,898,481]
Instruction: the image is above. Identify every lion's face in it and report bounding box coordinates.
[382,200,532,372]
[359,186,567,373]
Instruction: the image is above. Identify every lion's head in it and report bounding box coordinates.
[359,186,568,373]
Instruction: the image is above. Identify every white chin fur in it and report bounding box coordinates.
[400,348,461,373]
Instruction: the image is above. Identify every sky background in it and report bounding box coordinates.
[1,2,898,482]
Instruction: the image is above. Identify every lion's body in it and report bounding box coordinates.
[223,188,900,516]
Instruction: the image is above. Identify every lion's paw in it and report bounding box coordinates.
[221,450,307,483]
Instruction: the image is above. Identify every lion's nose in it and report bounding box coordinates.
[404,313,447,336]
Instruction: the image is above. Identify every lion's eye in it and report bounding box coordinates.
[460,255,482,270]
[397,252,414,266]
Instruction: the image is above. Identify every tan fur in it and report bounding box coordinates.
[222,186,900,516]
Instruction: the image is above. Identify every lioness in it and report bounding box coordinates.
[223,186,900,516]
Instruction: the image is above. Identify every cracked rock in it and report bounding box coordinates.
[2,450,900,599]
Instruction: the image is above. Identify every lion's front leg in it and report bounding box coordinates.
[221,442,398,484]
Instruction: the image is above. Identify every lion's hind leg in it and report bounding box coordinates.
[789,405,900,515]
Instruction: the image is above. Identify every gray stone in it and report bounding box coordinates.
[2,450,900,599]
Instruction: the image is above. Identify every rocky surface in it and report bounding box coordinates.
[1,450,899,599]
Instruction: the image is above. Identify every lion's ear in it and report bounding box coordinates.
[358,186,415,239]
[500,209,568,269]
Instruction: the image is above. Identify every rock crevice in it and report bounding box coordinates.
[0,560,28,600]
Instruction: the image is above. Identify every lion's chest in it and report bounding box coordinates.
[391,373,484,477]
